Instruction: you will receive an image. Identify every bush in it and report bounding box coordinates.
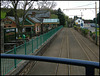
[81,28,89,36]
[92,34,96,40]
[18,37,22,39]
[26,35,30,38]
[73,25,76,29]
[90,31,93,37]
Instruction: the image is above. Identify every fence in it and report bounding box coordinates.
[1,54,99,75]
[1,26,63,75]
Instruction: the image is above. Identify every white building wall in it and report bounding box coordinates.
[75,19,84,28]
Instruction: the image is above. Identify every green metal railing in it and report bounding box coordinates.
[1,26,63,75]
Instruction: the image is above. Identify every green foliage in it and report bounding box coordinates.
[57,8,66,26]
[50,9,58,15]
[26,35,30,38]
[74,25,76,28]
[90,31,93,37]
[81,28,89,36]
[18,37,22,39]
[93,31,99,36]
[1,11,6,19]
[6,9,14,16]
[50,14,58,18]
[93,12,99,25]
[1,8,24,17]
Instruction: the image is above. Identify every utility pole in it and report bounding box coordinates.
[95,1,97,45]
[81,12,83,18]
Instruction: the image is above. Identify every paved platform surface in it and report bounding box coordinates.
[27,28,99,75]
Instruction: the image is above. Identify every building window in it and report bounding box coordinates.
[78,20,80,23]
[26,27,31,32]
[8,26,11,27]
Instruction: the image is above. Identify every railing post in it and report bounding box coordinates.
[85,66,95,76]
[32,38,33,53]
[37,36,38,49]
[25,40,26,55]
[14,45,16,68]
[42,34,43,45]
[40,35,42,45]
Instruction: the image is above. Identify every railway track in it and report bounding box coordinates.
[71,28,99,62]
[55,29,65,75]
[26,28,99,75]
[70,28,99,75]
[55,28,71,75]
[27,28,65,75]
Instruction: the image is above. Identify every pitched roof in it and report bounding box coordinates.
[20,18,34,25]
[7,16,15,21]
[26,10,50,18]
[7,16,23,22]
[28,15,41,23]
[26,10,48,14]
[43,19,59,23]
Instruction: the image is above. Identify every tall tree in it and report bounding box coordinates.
[36,1,57,10]
[57,8,66,26]
[93,12,99,25]
[1,11,6,19]
[1,0,34,33]
[6,9,14,16]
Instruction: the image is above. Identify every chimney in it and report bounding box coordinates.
[31,12,36,17]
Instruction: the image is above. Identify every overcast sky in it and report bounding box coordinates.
[54,1,99,20]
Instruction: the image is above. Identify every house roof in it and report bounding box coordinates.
[26,10,49,14]
[35,12,50,18]
[7,16,15,22]
[28,15,41,23]
[26,10,50,18]
[43,19,59,23]
[26,19,34,25]
[7,16,34,25]
[20,18,34,25]
[7,16,23,22]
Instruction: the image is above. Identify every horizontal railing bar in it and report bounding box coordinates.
[1,54,99,69]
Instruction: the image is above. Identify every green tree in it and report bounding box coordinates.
[93,12,99,25]
[6,9,14,16]
[1,1,34,33]
[1,11,6,19]
[57,8,66,26]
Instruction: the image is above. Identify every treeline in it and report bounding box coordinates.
[1,8,24,17]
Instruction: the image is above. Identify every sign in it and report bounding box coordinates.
[4,28,16,33]
[4,28,16,43]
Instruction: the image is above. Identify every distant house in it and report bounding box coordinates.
[75,18,84,28]
[2,16,17,28]
[2,16,34,33]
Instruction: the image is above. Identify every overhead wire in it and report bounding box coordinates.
[74,3,95,8]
